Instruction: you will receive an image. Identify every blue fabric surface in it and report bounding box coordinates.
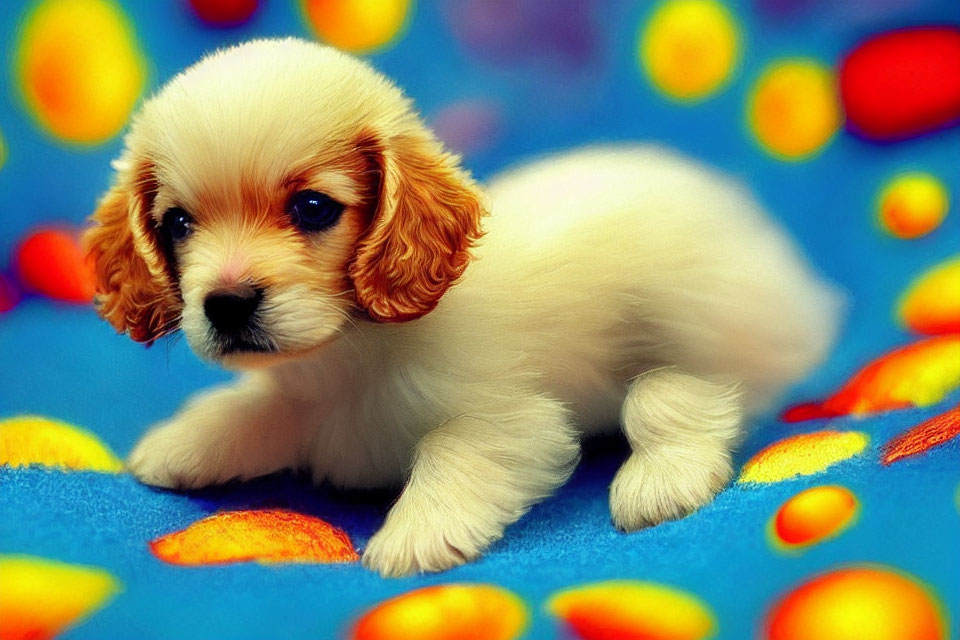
[2,1,960,638]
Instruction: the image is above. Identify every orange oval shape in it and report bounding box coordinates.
[302,0,411,53]
[878,173,949,239]
[16,0,146,144]
[548,580,716,640]
[748,59,841,160]
[0,554,120,640]
[150,509,359,566]
[900,258,960,335]
[739,431,868,484]
[771,485,858,549]
[15,228,95,303]
[351,584,528,640]
[764,566,947,640]
[783,335,960,421]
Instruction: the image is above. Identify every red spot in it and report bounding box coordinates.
[781,402,841,423]
[15,228,95,304]
[883,403,960,465]
[187,0,259,26]
[840,27,960,141]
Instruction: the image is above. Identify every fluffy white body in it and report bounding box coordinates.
[128,145,840,576]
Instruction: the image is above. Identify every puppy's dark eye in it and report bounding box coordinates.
[161,207,194,243]
[287,190,344,233]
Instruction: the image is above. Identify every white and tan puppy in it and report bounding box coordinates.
[85,38,840,577]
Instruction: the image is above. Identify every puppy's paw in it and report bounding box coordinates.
[126,421,224,490]
[610,446,732,531]
[362,512,481,578]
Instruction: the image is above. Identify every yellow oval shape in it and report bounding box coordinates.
[739,431,868,484]
[764,566,947,640]
[748,59,841,160]
[640,0,740,102]
[0,554,120,640]
[0,415,122,472]
[351,584,528,640]
[16,0,146,144]
[770,485,859,550]
[548,580,715,640]
[878,173,949,239]
[899,257,960,335]
[150,509,359,566]
[302,0,411,53]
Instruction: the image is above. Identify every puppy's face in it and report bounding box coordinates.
[84,39,485,367]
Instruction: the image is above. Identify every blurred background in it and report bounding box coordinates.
[1,0,958,374]
[1,2,960,639]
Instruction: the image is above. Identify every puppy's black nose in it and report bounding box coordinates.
[204,286,264,334]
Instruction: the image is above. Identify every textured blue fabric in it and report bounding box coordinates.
[2,1,960,638]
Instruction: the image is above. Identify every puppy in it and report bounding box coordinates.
[84,38,840,577]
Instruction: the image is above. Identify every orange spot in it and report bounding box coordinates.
[0,415,122,472]
[877,173,949,239]
[150,509,359,566]
[547,580,716,640]
[747,59,841,160]
[16,0,146,144]
[771,485,858,550]
[639,0,740,102]
[883,403,960,465]
[301,0,411,53]
[764,566,947,640]
[900,258,960,335]
[739,431,868,484]
[352,584,527,640]
[15,228,95,303]
[0,554,120,640]
[783,335,960,421]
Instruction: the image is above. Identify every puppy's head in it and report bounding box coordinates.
[84,38,485,367]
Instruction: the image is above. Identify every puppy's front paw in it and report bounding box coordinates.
[362,514,479,578]
[126,421,223,490]
[609,446,732,531]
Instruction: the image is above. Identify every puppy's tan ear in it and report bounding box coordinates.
[83,173,181,344]
[350,131,487,322]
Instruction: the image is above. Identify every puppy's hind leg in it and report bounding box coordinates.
[610,369,742,531]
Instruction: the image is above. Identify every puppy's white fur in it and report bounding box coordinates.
[97,40,840,576]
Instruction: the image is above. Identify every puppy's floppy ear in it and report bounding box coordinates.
[83,163,181,344]
[350,130,487,322]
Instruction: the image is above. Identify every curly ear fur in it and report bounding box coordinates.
[350,131,487,322]
[83,168,181,344]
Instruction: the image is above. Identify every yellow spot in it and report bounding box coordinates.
[0,554,120,640]
[878,173,949,239]
[0,129,6,169]
[351,584,527,640]
[739,431,868,484]
[150,509,359,566]
[16,0,146,144]
[764,566,947,640]
[899,257,960,335]
[301,0,411,53]
[748,59,841,160]
[770,485,859,551]
[640,0,739,102]
[0,415,122,472]
[547,580,716,640]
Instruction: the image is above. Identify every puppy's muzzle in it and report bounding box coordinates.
[204,284,266,349]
